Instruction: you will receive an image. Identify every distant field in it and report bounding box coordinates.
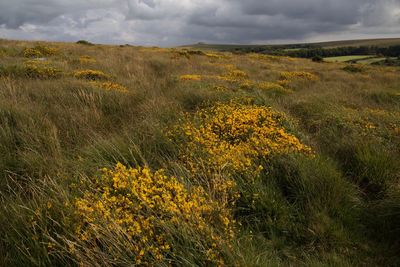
[356,57,388,64]
[316,38,400,48]
[323,55,374,62]
[184,38,400,51]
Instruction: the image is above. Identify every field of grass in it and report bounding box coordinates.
[323,55,374,62]
[1,39,400,266]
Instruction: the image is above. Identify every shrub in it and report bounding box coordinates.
[91,81,128,93]
[312,55,324,62]
[23,46,58,58]
[73,69,110,81]
[179,74,202,81]
[76,40,94,46]
[170,102,312,179]
[79,55,96,64]
[73,163,234,265]
[217,69,249,83]
[342,65,364,73]
[280,71,319,81]
[0,62,62,79]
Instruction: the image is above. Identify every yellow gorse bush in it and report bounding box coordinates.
[179,74,202,81]
[23,46,58,58]
[22,60,62,79]
[91,81,129,93]
[74,163,234,265]
[258,82,285,91]
[79,55,97,64]
[73,69,110,80]
[257,82,293,94]
[217,69,249,83]
[280,71,318,81]
[172,102,312,178]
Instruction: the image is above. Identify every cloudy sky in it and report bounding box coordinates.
[0,0,399,46]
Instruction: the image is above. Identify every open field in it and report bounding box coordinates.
[1,39,400,266]
[323,55,374,62]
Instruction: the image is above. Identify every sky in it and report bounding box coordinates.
[0,0,399,47]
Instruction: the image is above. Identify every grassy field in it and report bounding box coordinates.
[323,55,374,62]
[1,39,400,266]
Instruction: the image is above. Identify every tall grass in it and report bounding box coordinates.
[0,39,399,266]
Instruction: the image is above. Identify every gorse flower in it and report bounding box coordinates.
[74,164,234,265]
[217,69,249,83]
[79,55,97,64]
[179,74,202,81]
[171,102,312,178]
[22,60,62,79]
[91,81,129,93]
[23,46,58,58]
[280,71,318,81]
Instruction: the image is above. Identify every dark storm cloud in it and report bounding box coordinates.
[0,0,399,46]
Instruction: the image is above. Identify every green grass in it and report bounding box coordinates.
[0,39,400,266]
[323,55,374,62]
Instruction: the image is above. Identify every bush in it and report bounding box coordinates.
[312,55,324,62]
[73,69,110,80]
[342,65,364,73]
[0,63,62,79]
[76,40,94,46]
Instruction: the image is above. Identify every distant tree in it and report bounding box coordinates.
[312,55,324,62]
[76,40,94,46]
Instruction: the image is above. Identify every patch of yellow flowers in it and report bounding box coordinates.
[23,46,58,58]
[217,69,249,83]
[172,102,312,178]
[73,69,110,80]
[79,55,97,64]
[22,60,62,79]
[280,71,318,82]
[90,81,129,93]
[179,74,202,81]
[74,163,234,265]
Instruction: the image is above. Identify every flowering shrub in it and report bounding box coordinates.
[74,163,234,265]
[171,102,312,178]
[257,82,293,94]
[73,69,110,80]
[79,55,97,64]
[217,69,249,83]
[179,74,202,81]
[23,46,58,58]
[280,71,318,81]
[91,81,128,93]
[23,48,43,58]
[205,53,224,59]
[0,61,63,79]
[23,61,62,79]
[258,82,285,91]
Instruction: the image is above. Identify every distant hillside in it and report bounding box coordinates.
[183,38,400,51]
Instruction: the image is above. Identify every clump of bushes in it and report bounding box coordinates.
[23,45,59,58]
[0,61,62,79]
[76,40,94,46]
[72,163,234,266]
